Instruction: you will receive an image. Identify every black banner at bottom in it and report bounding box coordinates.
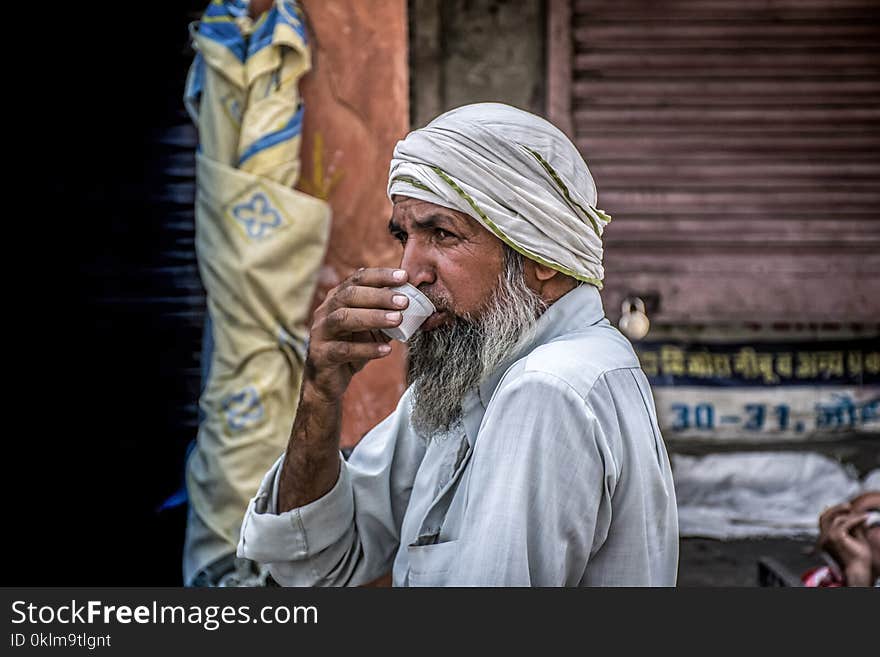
[1,587,875,654]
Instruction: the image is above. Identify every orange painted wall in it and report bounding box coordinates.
[297,1,410,449]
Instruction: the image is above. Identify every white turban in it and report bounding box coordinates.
[387,103,611,287]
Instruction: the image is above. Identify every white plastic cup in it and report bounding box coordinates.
[381,283,437,342]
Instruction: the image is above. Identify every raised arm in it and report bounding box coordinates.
[237,267,426,586]
[278,267,410,510]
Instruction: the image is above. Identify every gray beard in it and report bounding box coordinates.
[406,249,548,439]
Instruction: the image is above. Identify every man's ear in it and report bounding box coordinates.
[533,262,558,281]
[523,258,574,304]
[523,258,559,287]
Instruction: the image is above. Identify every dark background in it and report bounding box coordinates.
[13,4,207,584]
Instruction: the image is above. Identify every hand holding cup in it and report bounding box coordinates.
[305,268,432,402]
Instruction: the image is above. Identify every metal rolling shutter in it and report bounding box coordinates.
[565,0,880,325]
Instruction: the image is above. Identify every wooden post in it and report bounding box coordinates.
[298,0,410,449]
[410,0,444,129]
[546,0,573,138]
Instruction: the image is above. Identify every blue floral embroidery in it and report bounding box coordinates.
[231,192,283,240]
[221,386,265,431]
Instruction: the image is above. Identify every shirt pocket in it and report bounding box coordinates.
[406,540,460,587]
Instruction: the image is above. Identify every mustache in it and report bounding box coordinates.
[418,287,454,315]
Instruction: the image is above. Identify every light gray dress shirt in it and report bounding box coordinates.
[237,284,679,586]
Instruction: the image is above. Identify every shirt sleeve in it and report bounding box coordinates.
[449,370,617,586]
[237,389,426,586]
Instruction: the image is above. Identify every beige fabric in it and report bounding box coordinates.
[184,157,329,583]
[183,1,330,584]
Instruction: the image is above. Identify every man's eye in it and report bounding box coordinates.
[435,228,455,240]
[393,232,407,245]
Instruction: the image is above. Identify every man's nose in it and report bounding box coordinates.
[399,241,435,289]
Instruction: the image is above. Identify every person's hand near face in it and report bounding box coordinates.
[305,267,408,402]
[822,512,872,586]
[818,492,880,587]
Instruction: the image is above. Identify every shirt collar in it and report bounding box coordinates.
[460,284,607,447]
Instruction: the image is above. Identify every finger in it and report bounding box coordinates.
[344,267,408,289]
[819,503,852,531]
[829,513,868,543]
[840,513,868,534]
[820,502,851,521]
[321,340,392,364]
[336,284,410,311]
[828,524,870,560]
[830,513,851,533]
[367,329,393,344]
[322,307,403,336]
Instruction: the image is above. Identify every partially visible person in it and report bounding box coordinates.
[802,490,880,587]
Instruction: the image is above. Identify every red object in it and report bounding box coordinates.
[801,565,844,588]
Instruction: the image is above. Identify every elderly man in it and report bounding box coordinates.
[237,103,679,586]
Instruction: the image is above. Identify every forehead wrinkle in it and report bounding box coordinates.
[413,214,453,230]
[391,210,472,235]
[417,210,479,237]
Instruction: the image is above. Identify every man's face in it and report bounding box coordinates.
[389,196,548,438]
[388,196,506,329]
